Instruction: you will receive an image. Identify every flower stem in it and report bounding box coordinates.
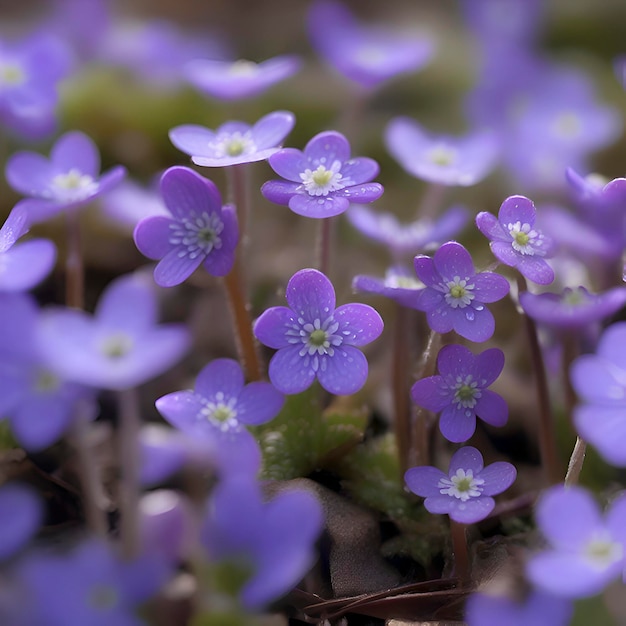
[565,437,587,486]
[65,209,84,309]
[450,520,471,585]
[227,164,250,248]
[316,216,335,278]
[517,276,561,485]
[392,304,412,475]
[415,182,446,221]
[118,387,141,558]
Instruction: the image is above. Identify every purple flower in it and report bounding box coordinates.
[201,475,323,609]
[155,358,283,474]
[476,195,555,285]
[307,0,433,89]
[254,268,383,395]
[527,485,626,597]
[571,322,626,466]
[37,272,190,391]
[262,131,383,218]
[100,178,169,230]
[413,241,510,342]
[134,166,238,287]
[0,204,56,292]
[347,203,469,258]
[385,117,499,186]
[5,130,125,219]
[411,344,507,443]
[520,286,626,329]
[169,110,295,167]
[0,293,93,451]
[405,446,516,524]
[352,265,424,308]
[0,483,42,561]
[184,55,301,100]
[465,589,572,626]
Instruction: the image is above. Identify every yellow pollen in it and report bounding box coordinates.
[514,231,530,246]
[309,329,327,346]
[0,64,24,85]
[311,167,333,186]
[226,140,245,156]
[450,285,465,299]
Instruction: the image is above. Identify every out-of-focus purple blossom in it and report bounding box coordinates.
[254,268,383,395]
[465,589,573,626]
[0,204,56,292]
[170,111,295,167]
[520,286,626,329]
[0,483,42,561]
[19,539,168,626]
[476,195,555,285]
[405,446,516,524]
[262,131,383,218]
[413,241,510,342]
[385,118,499,186]
[156,358,282,472]
[307,0,433,89]
[571,322,626,466]
[37,272,190,391]
[347,204,469,258]
[5,131,125,220]
[527,485,626,597]
[134,166,238,287]
[100,178,169,230]
[184,55,301,101]
[0,293,93,451]
[411,344,507,443]
[0,33,71,140]
[352,265,424,308]
[201,475,323,609]
[615,55,626,90]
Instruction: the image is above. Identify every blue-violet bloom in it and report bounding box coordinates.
[352,265,424,308]
[0,483,42,561]
[254,268,383,395]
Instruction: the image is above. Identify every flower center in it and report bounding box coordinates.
[51,169,98,203]
[299,162,345,196]
[553,112,581,138]
[228,60,258,76]
[284,314,344,372]
[88,584,119,611]
[100,333,134,359]
[354,45,386,67]
[33,369,61,393]
[584,534,624,570]
[507,221,545,256]
[443,276,475,309]
[200,392,239,431]
[438,469,485,502]
[168,211,224,260]
[210,131,256,158]
[452,375,481,410]
[562,287,587,306]
[385,274,424,290]
[428,145,456,166]
[0,62,25,87]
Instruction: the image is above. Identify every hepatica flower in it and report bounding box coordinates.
[352,265,424,308]
[476,195,555,284]
[184,55,301,100]
[134,166,238,287]
[413,241,510,342]
[307,0,433,89]
[5,130,125,219]
[527,485,626,597]
[169,110,295,167]
[385,117,499,186]
[37,272,190,391]
[411,344,507,443]
[405,446,516,524]
[0,483,42,561]
[261,130,383,218]
[254,268,383,395]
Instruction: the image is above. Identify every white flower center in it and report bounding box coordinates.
[443,276,475,309]
[209,131,257,158]
[0,61,25,87]
[552,112,581,138]
[354,45,386,67]
[452,374,481,410]
[507,221,546,256]
[200,392,239,431]
[227,60,259,76]
[168,211,224,260]
[88,585,119,611]
[100,332,134,359]
[299,162,345,196]
[284,313,345,372]
[33,369,61,393]
[427,145,456,167]
[51,169,98,203]
[385,273,424,290]
[583,532,624,570]
[438,468,485,502]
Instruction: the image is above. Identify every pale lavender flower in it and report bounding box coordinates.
[262,130,383,218]
[201,475,323,609]
[254,268,383,395]
[527,485,626,597]
[411,344,507,443]
[307,0,433,88]
[170,110,295,167]
[5,130,125,219]
[352,265,424,308]
[184,55,301,101]
[134,166,238,287]
[476,195,555,284]
[0,483,42,561]
[385,118,499,186]
[405,446,516,524]
[413,241,510,342]
[100,178,169,230]
[37,272,190,391]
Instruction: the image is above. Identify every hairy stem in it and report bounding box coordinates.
[450,520,471,585]
[392,304,412,476]
[315,216,334,278]
[65,209,84,309]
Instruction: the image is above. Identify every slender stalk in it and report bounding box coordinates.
[516,276,560,485]
[450,520,471,585]
[415,182,446,221]
[565,437,587,486]
[315,216,334,277]
[118,387,141,558]
[226,164,250,247]
[65,209,84,309]
[392,304,412,475]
